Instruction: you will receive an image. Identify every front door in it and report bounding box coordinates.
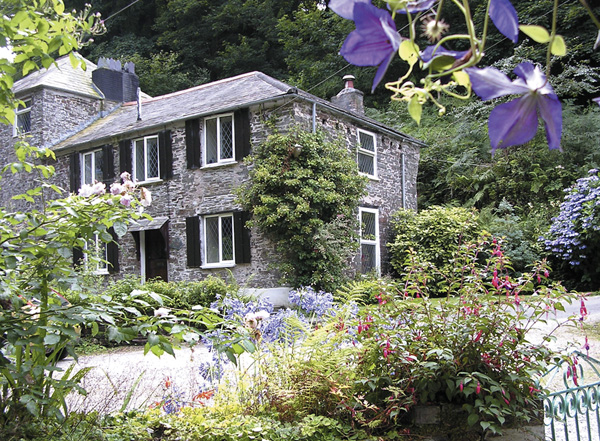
[140,229,168,282]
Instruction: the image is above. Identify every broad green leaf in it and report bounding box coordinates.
[551,35,567,56]
[467,412,479,426]
[453,71,470,87]
[44,333,61,345]
[113,221,128,238]
[519,25,550,43]
[399,40,420,66]
[408,95,422,125]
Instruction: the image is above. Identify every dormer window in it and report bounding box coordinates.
[204,113,234,165]
[357,129,377,178]
[14,98,31,136]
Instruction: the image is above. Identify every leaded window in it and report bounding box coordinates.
[357,129,377,178]
[204,213,235,265]
[204,114,234,165]
[359,207,380,274]
[133,135,160,182]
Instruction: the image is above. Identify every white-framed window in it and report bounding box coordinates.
[81,149,104,186]
[203,213,235,267]
[84,234,108,274]
[133,135,160,183]
[357,129,377,178]
[14,98,32,136]
[204,113,235,165]
[359,207,380,274]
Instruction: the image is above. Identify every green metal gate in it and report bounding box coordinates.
[542,351,600,441]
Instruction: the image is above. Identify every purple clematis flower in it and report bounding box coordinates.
[465,62,562,153]
[328,0,370,20]
[395,0,438,14]
[339,2,402,92]
[489,0,519,43]
[593,97,600,106]
[420,45,470,65]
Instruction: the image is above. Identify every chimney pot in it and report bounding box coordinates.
[343,74,355,89]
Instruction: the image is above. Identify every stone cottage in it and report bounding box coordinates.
[0,55,422,289]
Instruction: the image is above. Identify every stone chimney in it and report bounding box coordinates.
[331,74,364,114]
[92,58,139,103]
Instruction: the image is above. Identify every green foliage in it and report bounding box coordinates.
[237,129,366,291]
[0,1,103,124]
[335,277,399,305]
[478,199,541,273]
[388,206,480,283]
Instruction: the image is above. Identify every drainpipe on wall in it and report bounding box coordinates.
[401,151,406,209]
[312,102,316,133]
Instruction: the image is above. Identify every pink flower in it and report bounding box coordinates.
[110,183,125,195]
[120,194,133,207]
[140,187,152,207]
[459,382,464,392]
[476,382,481,394]
[78,184,93,197]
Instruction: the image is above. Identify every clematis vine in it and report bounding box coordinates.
[465,62,562,153]
[334,1,402,92]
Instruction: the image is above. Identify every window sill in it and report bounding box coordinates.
[359,173,380,182]
[200,161,238,170]
[136,178,163,186]
[201,262,236,269]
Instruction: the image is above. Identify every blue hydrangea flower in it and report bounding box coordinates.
[337,2,402,92]
[465,62,562,153]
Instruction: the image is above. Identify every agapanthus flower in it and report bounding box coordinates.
[465,62,562,153]
[338,2,403,92]
[488,0,519,43]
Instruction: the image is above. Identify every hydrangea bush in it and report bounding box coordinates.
[542,168,600,289]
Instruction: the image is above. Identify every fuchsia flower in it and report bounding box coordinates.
[334,1,402,92]
[466,62,562,153]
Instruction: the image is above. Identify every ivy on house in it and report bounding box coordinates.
[237,129,366,291]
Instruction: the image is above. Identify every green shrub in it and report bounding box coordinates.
[388,206,480,294]
[183,276,232,309]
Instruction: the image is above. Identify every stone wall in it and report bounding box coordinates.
[0,88,101,210]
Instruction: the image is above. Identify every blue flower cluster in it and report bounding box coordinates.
[542,169,600,266]
[288,286,334,318]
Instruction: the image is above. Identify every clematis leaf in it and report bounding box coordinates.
[550,35,567,56]
[519,25,550,43]
[489,0,519,43]
[408,95,422,125]
[453,71,470,87]
[399,40,420,66]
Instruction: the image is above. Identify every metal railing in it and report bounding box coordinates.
[542,351,600,441]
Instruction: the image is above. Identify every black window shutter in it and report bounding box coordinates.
[185,119,201,169]
[119,139,132,175]
[159,130,173,180]
[70,152,80,193]
[234,108,251,161]
[186,216,202,267]
[107,228,120,273]
[102,144,115,187]
[234,211,251,264]
[72,246,84,268]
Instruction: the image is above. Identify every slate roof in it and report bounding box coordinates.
[49,69,424,152]
[14,56,103,99]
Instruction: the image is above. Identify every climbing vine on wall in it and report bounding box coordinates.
[237,128,366,291]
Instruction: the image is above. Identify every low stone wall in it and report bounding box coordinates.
[411,404,544,441]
